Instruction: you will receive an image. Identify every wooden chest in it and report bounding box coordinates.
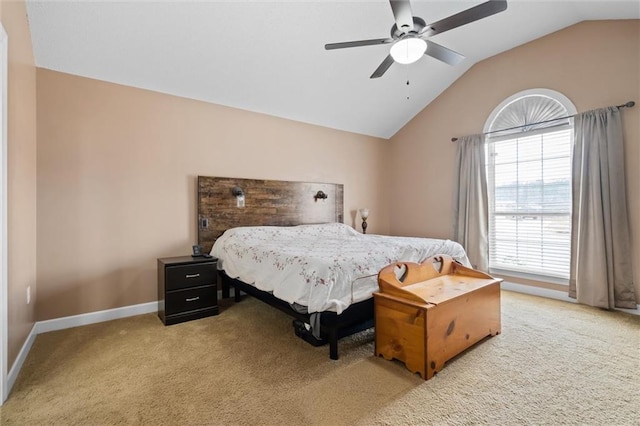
[374,255,501,380]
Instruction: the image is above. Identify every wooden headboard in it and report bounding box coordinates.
[197,176,344,252]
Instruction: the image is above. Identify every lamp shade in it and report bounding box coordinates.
[390,38,427,65]
[359,208,370,219]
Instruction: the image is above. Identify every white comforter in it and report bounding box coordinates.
[211,223,470,314]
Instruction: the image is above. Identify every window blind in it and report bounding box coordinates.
[486,127,572,280]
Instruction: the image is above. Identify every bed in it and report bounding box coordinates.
[197,176,470,359]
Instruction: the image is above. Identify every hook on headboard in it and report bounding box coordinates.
[314,190,328,201]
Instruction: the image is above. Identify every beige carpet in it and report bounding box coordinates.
[1,291,638,425]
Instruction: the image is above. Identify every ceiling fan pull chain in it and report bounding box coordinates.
[406,66,411,100]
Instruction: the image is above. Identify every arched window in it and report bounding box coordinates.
[485,89,576,282]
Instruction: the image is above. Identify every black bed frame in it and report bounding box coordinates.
[220,272,374,360]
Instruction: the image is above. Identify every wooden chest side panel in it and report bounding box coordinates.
[425,283,501,379]
[374,295,429,378]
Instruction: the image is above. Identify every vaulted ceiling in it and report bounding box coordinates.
[26,1,640,139]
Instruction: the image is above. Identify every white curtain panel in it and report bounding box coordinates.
[570,107,637,309]
[453,134,489,271]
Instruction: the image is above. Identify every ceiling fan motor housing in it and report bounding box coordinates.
[391,17,427,39]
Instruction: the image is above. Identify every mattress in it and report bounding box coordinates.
[211,223,470,314]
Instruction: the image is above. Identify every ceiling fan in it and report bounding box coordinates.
[325,0,508,79]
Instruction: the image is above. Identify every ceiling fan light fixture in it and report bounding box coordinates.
[390,38,427,65]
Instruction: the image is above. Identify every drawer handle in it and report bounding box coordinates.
[185,273,200,279]
[186,297,200,302]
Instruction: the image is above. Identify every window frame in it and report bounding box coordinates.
[484,89,576,285]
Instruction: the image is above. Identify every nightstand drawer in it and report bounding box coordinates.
[166,262,216,290]
[166,285,216,315]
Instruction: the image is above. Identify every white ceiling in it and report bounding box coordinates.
[26,1,640,139]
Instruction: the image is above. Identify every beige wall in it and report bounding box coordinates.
[389,20,640,297]
[36,69,390,320]
[1,1,38,368]
[31,19,640,322]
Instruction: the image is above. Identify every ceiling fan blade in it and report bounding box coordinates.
[325,38,394,50]
[389,0,414,33]
[370,54,395,79]
[425,41,465,66]
[422,0,508,37]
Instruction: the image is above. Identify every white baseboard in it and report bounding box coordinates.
[4,301,158,402]
[6,323,37,400]
[614,305,640,316]
[501,281,576,303]
[501,281,640,316]
[36,301,158,334]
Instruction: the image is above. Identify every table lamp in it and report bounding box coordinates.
[359,208,369,234]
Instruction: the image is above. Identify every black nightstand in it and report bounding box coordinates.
[157,256,219,325]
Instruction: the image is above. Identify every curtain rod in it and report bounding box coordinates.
[450,101,636,142]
